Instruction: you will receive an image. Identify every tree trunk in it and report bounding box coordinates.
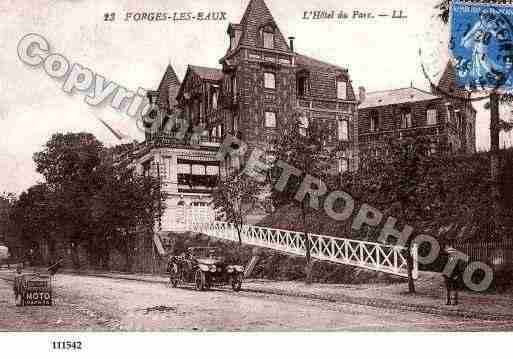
[490,92,501,238]
[406,245,416,294]
[236,226,242,247]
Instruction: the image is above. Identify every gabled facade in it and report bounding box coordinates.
[358,63,476,160]
[127,64,220,232]
[174,0,359,172]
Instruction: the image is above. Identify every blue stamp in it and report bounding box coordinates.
[450,1,513,91]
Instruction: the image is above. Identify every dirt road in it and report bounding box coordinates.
[1,273,512,331]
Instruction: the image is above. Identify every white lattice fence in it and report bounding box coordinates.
[191,220,418,279]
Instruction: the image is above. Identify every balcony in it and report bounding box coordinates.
[177,174,218,194]
[359,125,441,143]
[145,131,222,148]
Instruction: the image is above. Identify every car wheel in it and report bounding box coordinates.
[231,273,243,292]
[195,270,206,291]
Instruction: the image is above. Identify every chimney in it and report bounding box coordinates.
[288,36,295,52]
[358,86,366,103]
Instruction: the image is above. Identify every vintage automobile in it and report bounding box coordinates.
[167,247,244,291]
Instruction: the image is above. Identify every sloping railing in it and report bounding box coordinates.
[191,221,418,279]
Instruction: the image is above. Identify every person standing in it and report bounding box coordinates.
[13,265,23,306]
[442,246,467,306]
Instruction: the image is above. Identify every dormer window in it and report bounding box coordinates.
[230,30,242,51]
[337,79,347,99]
[263,31,274,49]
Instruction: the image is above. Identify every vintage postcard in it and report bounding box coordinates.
[1,0,513,356]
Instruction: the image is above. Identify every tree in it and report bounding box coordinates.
[267,112,332,284]
[94,162,164,272]
[356,136,433,293]
[0,192,17,262]
[9,184,56,265]
[28,132,164,271]
[33,132,104,268]
[211,171,263,246]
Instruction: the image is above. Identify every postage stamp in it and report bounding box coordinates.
[450,0,513,91]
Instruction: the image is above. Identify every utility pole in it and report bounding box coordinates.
[489,92,501,239]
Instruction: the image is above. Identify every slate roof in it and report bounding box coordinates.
[295,53,347,73]
[238,0,290,52]
[189,65,224,82]
[156,64,181,110]
[359,87,441,109]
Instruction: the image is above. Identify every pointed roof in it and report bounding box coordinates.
[156,64,181,111]
[435,61,470,99]
[238,0,290,52]
[189,65,224,82]
[359,87,441,109]
[432,61,476,112]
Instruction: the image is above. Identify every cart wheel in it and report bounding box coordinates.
[231,273,243,292]
[195,270,206,291]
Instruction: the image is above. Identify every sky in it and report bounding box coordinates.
[1,0,512,194]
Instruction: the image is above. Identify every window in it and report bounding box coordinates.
[264,72,276,89]
[456,111,463,131]
[206,166,219,176]
[232,76,237,101]
[263,32,274,49]
[233,116,239,134]
[231,155,241,171]
[217,123,224,138]
[142,160,152,177]
[447,105,453,124]
[400,108,412,128]
[427,107,437,125]
[370,110,379,132]
[192,164,206,175]
[430,142,437,155]
[235,30,241,48]
[338,119,349,141]
[212,89,218,110]
[337,80,347,99]
[265,112,277,128]
[338,158,349,173]
[297,76,308,97]
[177,163,191,174]
[299,117,309,136]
